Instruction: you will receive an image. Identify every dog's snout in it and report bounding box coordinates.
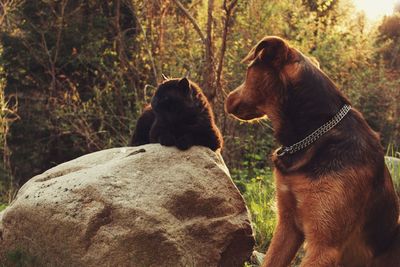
[225,90,241,115]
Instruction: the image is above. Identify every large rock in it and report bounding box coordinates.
[0,145,254,267]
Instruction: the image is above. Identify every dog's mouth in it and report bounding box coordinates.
[226,103,267,122]
[225,93,266,122]
[229,111,267,122]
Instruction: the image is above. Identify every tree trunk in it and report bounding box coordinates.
[201,0,215,102]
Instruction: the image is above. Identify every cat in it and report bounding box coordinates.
[130,77,223,151]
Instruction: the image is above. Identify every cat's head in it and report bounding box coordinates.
[151,78,199,117]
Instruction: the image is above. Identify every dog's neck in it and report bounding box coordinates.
[273,71,350,147]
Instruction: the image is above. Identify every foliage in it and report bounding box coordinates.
[0,0,398,186]
[1,0,144,185]
[238,169,276,252]
[378,12,400,68]
[0,203,7,212]
[0,0,399,262]
[0,42,18,203]
[386,146,400,194]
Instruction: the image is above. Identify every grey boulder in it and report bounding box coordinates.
[0,145,254,267]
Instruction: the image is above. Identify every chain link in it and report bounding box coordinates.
[277,104,351,157]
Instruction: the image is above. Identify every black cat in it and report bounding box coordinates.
[130,78,223,151]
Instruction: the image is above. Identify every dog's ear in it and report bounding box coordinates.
[309,56,320,69]
[243,36,290,67]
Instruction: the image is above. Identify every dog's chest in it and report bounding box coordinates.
[274,170,311,231]
[275,169,374,265]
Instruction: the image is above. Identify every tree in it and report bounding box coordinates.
[378,13,400,67]
[1,0,141,185]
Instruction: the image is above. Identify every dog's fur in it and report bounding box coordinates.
[225,36,400,267]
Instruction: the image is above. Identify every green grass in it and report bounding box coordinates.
[0,203,7,212]
[241,172,277,253]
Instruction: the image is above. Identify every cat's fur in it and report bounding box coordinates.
[131,78,223,151]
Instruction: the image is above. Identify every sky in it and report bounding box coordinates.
[353,0,399,20]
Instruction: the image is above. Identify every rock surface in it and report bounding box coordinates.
[0,145,254,267]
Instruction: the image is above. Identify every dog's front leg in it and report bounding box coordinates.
[300,245,340,267]
[262,186,304,267]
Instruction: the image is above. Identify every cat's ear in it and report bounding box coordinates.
[178,77,190,93]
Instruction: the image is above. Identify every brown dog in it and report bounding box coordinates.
[225,36,400,267]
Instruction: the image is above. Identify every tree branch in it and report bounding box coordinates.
[216,0,237,95]
[126,1,158,85]
[0,0,11,27]
[172,0,206,44]
[53,0,68,64]
[201,0,216,101]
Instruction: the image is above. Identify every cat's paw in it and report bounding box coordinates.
[159,134,175,146]
[176,135,193,150]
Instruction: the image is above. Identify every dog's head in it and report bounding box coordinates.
[225,36,321,125]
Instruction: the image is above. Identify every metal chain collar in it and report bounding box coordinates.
[277,104,352,157]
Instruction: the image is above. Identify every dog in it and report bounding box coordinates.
[225,36,400,267]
